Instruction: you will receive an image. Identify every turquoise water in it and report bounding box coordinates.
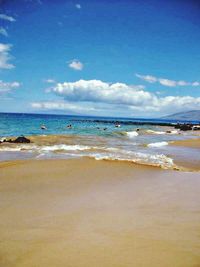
[0,113,199,169]
[0,112,173,137]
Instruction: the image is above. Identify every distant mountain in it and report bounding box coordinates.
[163,110,200,121]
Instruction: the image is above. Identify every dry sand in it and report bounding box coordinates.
[0,158,200,267]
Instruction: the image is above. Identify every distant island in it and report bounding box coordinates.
[163,110,200,121]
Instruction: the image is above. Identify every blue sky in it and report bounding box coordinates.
[0,0,200,117]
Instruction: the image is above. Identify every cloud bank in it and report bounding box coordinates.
[31,101,95,113]
[135,73,200,87]
[32,79,200,116]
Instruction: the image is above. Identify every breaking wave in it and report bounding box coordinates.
[88,151,174,169]
[148,142,168,148]
[126,131,139,138]
[40,144,91,152]
[0,142,175,169]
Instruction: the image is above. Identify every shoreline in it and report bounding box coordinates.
[0,158,200,267]
[0,133,200,172]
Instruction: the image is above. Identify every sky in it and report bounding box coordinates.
[0,0,200,118]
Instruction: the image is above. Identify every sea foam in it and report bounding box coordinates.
[89,151,174,169]
[148,142,168,148]
[40,144,91,152]
[126,131,139,138]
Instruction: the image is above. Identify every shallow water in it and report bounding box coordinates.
[0,113,199,170]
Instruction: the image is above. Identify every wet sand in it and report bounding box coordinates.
[169,138,200,170]
[0,158,200,267]
[171,137,200,149]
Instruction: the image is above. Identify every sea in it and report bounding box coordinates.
[0,112,199,170]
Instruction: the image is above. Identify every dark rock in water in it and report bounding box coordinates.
[0,136,31,144]
[174,124,181,129]
[180,124,192,131]
[0,136,31,143]
[174,123,192,131]
[13,136,31,143]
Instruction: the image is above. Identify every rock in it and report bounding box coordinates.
[174,123,192,131]
[13,136,31,143]
[179,124,192,131]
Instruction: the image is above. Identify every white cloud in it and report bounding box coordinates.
[158,78,177,87]
[31,101,96,113]
[135,73,200,87]
[75,4,81,9]
[192,81,200,86]
[68,59,83,70]
[0,80,20,94]
[135,74,157,83]
[0,14,16,22]
[0,27,8,37]
[51,79,151,106]
[0,43,15,69]
[44,79,56,84]
[46,79,200,116]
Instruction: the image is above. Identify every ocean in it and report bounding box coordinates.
[0,112,199,169]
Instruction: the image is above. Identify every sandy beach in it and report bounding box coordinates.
[171,137,200,149]
[0,158,200,267]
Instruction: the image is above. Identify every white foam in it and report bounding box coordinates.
[126,131,139,138]
[40,144,91,152]
[148,142,168,148]
[167,130,179,134]
[0,145,37,152]
[0,147,22,152]
[146,130,166,135]
[88,150,174,169]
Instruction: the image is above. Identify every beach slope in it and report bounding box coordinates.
[0,158,200,267]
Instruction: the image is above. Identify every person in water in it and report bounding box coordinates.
[66,124,72,129]
[41,125,47,130]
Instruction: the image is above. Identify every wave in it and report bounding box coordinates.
[0,144,92,152]
[126,131,139,138]
[115,130,139,138]
[40,144,91,152]
[0,144,37,152]
[148,142,168,148]
[146,130,166,135]
[88,151,174,169]
[0,143,175,169]
[146,129,179,135]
